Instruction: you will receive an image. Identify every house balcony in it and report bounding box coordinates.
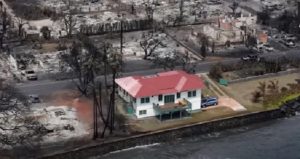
[153,98,192,121]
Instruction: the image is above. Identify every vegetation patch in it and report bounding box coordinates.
[209,55,300,81]
[251,79,300,110]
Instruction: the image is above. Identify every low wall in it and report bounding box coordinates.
[228,69,300,84]
[41,109,284,159]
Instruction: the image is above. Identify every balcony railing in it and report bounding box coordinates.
[153,98,192,114]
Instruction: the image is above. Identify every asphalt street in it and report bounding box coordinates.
[16,58,237,96]
[16,48,296,96]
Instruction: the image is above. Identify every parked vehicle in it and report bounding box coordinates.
[263,44,274,52]
[201,97,218,108]
[28,94,41,103]
[21,70,38,80]
[284,40,296,48]
[284,34,297,41]
[252,46,263,53]
[241,54,260,62]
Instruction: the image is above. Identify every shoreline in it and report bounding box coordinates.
[40,109,285,159]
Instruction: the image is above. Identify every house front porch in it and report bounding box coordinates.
[153,98,192,121]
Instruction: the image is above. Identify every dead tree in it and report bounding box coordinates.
[40,26,51,40]
[16,17,27,37]
[60,35,103,96]
[200,35,209,58]
[179,0,184,21]
[60,35,122,138]
[0,8,9,49]
[181,50,192,71]
[229,1,239,16]
[144,0,155,22]
[93,52,122,138]
[140,32,162,59]
[0,80,46,146]
[63,10,77,38]
[143,0,155,32]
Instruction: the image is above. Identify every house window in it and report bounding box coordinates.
[133,97,136,103]
[164,95,175,103]
[141,97,150,104]
[193,90,196,97]
[139,110,147,115]
[188,90,197,97]
[177,92,181,99]
[158,95,163,101]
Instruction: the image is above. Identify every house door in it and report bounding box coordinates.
[164,95,175,103]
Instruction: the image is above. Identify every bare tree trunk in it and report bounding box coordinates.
[93,90,98,139]
[0,34,3,49]
[120,20,123,55]
[109,69,117,134]
[104,62,108,95]
[179,0,184,21]
[97,82,106,123]
[1,8,8,49]
[101,92,113,138]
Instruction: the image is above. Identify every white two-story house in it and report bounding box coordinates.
[115,71,205,119]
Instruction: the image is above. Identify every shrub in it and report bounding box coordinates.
[209,63,223,80]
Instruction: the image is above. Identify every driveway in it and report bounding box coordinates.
[203,97,247,112]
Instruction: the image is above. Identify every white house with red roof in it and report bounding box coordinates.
[115,70,205,119]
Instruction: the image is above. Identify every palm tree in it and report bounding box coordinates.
[267,80,279,95]
[257,81,267,101]
[108,51,122,133]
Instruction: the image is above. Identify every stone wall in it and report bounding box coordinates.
[228,69,300,84]
[41,109,284,159]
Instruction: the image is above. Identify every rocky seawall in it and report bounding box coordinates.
[41,109,284,159]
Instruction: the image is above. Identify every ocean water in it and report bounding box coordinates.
[95,115,300,159]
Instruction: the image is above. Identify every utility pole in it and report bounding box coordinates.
[120,14,124,68]
[120,20,123,55]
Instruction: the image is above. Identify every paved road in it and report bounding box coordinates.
[16,47,297,96]
[16,58,237,96]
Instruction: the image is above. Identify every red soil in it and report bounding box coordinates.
[48,90,93,126]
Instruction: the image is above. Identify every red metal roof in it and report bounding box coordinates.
[115,70,205,98]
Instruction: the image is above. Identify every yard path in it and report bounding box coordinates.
[200,73,227,97]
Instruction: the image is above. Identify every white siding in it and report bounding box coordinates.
[135,96,158,118]
[118,86,202,119]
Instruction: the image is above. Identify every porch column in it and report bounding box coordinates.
[170,112,173,119]
[180,110,182,118]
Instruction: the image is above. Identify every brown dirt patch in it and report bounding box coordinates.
[40,43,59,52]
[48,90,93,126]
